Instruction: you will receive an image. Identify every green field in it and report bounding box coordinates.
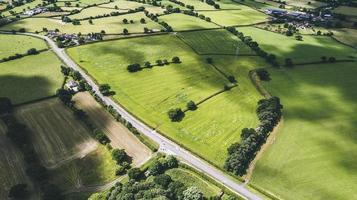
[2,12,163,34]
[198,8,267,26]
[158,13,219,31]
[51,145,117,190]
[251,62,357,200]
[332,28,357,48]
[284,0,326,8]
[166,168,222,197]
[68,34,263,166]
[0,51,63,104]
[0,34,48,58]
[1,0,42,16]
[333,6,357,17]
[177,29,254,55]
[238,27,357,63]
[15,98,98,167]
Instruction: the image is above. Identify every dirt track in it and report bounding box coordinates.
[73,92,152,166]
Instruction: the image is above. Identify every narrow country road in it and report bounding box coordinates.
[10,32,263,200]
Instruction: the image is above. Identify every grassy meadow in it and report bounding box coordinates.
[158,13,219,31]
[67,33,263,166]
[177,29,254,55]
[15,98,97,167]
[0,51,63,104]
[332,28,357,48]
[333,6,357,17]
[198,8,267,26]
[1,12,163,34]
[238,27,357,63]
[0,34,48,58]
[251,62,357,200]
[50,145,117,190]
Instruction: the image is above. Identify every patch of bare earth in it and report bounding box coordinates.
[73,92,152,166]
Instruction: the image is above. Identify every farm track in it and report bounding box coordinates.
[20,32,264,200]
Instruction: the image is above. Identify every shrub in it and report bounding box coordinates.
[127,63,141,72]
[186,101,197,111]
[27,48,38,55]
[255,69,270,81]
[94,130,110,144]
[128,168,142,180]
[154,174,172,188]
[172,56,180,63]
[112,149,129,164]
[167,108,185,122]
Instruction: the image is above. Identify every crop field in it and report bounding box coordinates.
[67,34,263,166]
[238,27,357,63]
[0,51,63,104]
[333,6,357,17]
[73,92,152,166]
[251,62,357,200]
[166,168,222,197]
[2,12,163,34]
[332,28,357,48]
[15,98,98,168]
[0,121,37,200]
[198,8,267,26]
[177,29,254,55]
[50,145,117,190]
[158,13,218,31]
[0,34,48,58]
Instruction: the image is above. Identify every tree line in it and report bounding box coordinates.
[224,97,283,176]
[1,48,40,62]
[127,56,181,72]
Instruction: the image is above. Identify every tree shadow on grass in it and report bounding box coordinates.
[0,75,56,105]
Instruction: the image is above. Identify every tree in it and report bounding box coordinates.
[328,57,336,63]
[128,168,142,180]
[94,130,110,144]
[122,18,128,24]
[172,56,180,63]
[168,181,186,199]
[154,174,172,188]
[0,97,12,114]
[321,56,327,62]
[71,70,82,80]
[8,184,28,199]
[140,18,146,23]
[144,61,152,68]
[285,58,293,67]
[27,48,38,55]
[186,101,197,111]
[167,108,185,122]
[112,149,129,164]
[26,164,48,181]
[206,57,213,64]
[156,59,163,66]
[56,89,72,104]
[162,155,178,168]
[183,187,203,200]
[127,63,141,72]
[295,35,303,41]
[148,160,163,175]
[60,65,70,76]
[255,69,270,81]
[89,19,93,24]
[123,28,129,35]
[227,75,236,83]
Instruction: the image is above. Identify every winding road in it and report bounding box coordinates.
[12,32,263,200]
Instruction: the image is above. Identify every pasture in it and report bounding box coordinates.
[251,62,357,200]
[67,34,263,166]
[50,145,117,190]
[198,8,267,26]
[1,12,163,34]
[15,98,98,168]
[333,6,357,17]
[0,51,63,104]
[0,34,48,58]
[177,29,254,55]
[1,0,42,16]
[158,13,219,31]
[238,27,357,63]
[332,28,357,48]
[73,92,152,166]
[0,120,37,200]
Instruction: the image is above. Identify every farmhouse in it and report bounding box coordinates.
[65,80,79,92]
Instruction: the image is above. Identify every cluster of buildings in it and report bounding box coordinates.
[23,7,47,16]
[264,8,333,21]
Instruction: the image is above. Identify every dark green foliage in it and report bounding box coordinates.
[27,48,38,55]
[0,97,12,115]
[255,69,270,81]
[186,100,197,111]
[168,108,185,122]
[56,89,73,104]
[172,56,180,63]
[128,168,142,180]
[148,160,164,176]
[112,149,130,164]
[154,174,172,188]
[206,57,213,64]
[127,63,141,72]
[99,84,113,96]
[8,184,28,199]
[60,65,70,76]
[225,97,283,176]
[94,130,110,144]
[227,75,237,83]
[285,58,293,67]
